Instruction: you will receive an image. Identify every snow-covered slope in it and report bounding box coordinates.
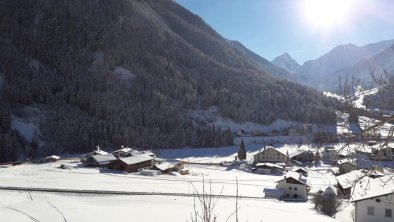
[297,39,394,89]
[271,52,301,74]
[313,46,394,90]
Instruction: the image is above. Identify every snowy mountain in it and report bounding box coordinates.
[296,39,394,89]
[271,52,301,74]
[311,46,394,90]
[227,40,292,79]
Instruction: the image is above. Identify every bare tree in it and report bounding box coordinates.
[190,177,240,222]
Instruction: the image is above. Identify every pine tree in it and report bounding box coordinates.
[237,139,246,161]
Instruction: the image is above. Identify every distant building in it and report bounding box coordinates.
[253,147,288,163]
[237,129,246,136]
[153,162,174,174]
[81,146,109,161]
[289,150,315,163]
[108,155,153,173]
[276,172,310,200]
[294,167,308,177]
[83,154,117,167]
[253,163,283,174]
[338,160,358,175]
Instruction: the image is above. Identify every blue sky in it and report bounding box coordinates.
[176,0,394,64]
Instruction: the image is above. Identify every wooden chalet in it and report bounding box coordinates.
[108,155,153,173]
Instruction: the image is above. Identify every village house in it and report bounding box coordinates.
[275,172,310,200]
[351,175,393,222]
[83,154,117,167]
[253,163,283,174]
[289,150,315,164]
[336,170,374,198]
[336,170,362,197]
[108,155,153,173]
[153,162,174,174]
[338,160,358,175]
[253,147,288,164]
[294,167,308,177]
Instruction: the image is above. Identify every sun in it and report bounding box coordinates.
[303,0,353,29]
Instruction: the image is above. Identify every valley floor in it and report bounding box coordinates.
[0,155,354,222]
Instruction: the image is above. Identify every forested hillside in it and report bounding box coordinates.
[0,0,336,161]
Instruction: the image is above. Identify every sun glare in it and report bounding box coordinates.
[303,0,353,29]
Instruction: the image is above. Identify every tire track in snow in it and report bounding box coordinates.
[6,207,40,222]
[48,202,67,222]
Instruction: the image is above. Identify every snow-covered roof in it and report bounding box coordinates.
[45,155,60,160]
[337,159,357,166]
[113,147,135,154]
[289,150,303,158]
[295,167,308,173]
[93,150,108,155]
[336,170,364,189]
[119,155,153,165]
[154,162,174,171]
[255,163,283,169]
[92,154,117,163]
[278,172,308,186]
[351,175,394,202]
[256,146,288,156]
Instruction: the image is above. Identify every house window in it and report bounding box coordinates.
[367,206,375,216]
[286,194,289,197]
[293,194,298,198]
[294,187,298,191]
[386,209,392,218]
[289,187,292,190]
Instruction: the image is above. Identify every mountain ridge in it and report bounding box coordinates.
[0,0,336,161]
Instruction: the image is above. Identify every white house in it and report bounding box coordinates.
[276,172,310,200]
[351,175,394,222]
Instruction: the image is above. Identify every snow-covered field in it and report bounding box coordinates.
[0,156,350,222]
